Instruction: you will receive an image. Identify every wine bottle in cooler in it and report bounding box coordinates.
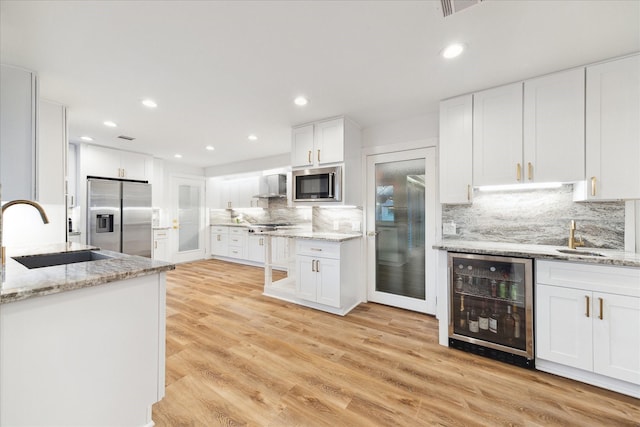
[503,305,515,341]
[512,304,521,339]
[478,300,490,332]
[468,303,479,333]
[489,301,500,334]
[458,295,467,330]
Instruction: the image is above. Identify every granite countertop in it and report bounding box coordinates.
[1,243,175,304]
[261,229,363,242]
[210,223,250,227]
[433,240,640,268]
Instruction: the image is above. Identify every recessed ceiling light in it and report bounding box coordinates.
[174,154,182,159]
[80,136,93,142]
[441,43,465,59]
[206,145,215,151]
[248,134,258,141]
[103,120,117,127]
[142,99,157,108]
[294,96,308,106]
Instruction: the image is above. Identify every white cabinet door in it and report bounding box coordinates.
[1,65,37,201]
[439,94,473,204]
[593,292,640,385]
[296,255,317,301]
[152,230,170,262]
[247,235,266,263]
[316,257,341,308]
[120,151,148,181]
[584,54,640,200]
[315,118,344,165]
[38,100,67,205]
[536,284,593,371]
[524,68,585,183]
[473,82,523,186]
[67,143,78,207]
[292,125,315,167]
[210,230,228,256]
[84,145,122,178]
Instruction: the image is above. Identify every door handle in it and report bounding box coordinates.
[308,150,312,164]
[598,297,604,320]
[516,163,522,181]
[311,259,316,272]
[527,162,533,181]
[317,149,321,163]
[316,260,320,272]
[367,231,379,237]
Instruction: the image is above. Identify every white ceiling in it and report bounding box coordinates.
[1,0,638,168]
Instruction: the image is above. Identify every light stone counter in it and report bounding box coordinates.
[433,240,640,268]
[1,242,175,304]
[261,229,363,242]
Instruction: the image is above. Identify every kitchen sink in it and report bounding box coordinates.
[556,249,606,257]
[12,250,114,269]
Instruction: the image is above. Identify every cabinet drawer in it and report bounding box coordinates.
[296,240,340,258]
[228,247,246,259]
[537,260,640,297]
[228,235,247,247]
[153,230,168,240]
[229,227,247,236]
[211,226,229,234]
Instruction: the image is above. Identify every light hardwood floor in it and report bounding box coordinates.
[152,259,639,426]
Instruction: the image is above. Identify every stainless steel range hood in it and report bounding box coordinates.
[254,174,287,198]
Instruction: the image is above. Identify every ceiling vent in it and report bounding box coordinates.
[117,135,135,141]
[441,0,483,17]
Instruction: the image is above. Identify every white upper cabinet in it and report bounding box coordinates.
[292,117,345,168]
[578,54,640,200]
[0,65,37,201]
[38,100,67,205]
[472,83,523,186]
[291,125,315,167]
[83,144,150,181]
[439,94,473,204]
[523,68,585,183]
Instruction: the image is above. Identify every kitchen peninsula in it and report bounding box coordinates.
[0,242,174,427]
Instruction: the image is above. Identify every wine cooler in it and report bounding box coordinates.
[448,253,534,368]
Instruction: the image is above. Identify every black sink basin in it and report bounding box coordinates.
[12,251,114,269]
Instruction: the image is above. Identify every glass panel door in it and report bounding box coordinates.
[171,175,205,263]
[366,148,436,314]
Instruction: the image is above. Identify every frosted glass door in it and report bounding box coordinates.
[171,176,205,263]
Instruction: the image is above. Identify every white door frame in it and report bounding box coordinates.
[364,143,438,314]
[170,174,206,263]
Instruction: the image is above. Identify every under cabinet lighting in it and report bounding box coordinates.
[477,182,563,192]
[80,136,93,141]
[103,121,117,127]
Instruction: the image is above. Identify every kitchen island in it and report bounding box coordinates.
[261,230,363,315]
[434,240,640,398]
[0,243,175,427]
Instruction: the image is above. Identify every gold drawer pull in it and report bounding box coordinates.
[317,149,321,163]
[591,176,597,197]
[516,163,522,181]
[308,150,311,164]
[528,162,533,180]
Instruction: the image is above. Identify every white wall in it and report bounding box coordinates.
[361,112,439,148]
[636,200,640,253]
[2,202,65,248]
[205,153,290,177]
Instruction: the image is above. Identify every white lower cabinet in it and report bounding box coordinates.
[295,239,360,313]
[247,235,266,263]
[227,228,247,259]
[536,260,640,398]
[152,229,170,262]
[210,226,229,257]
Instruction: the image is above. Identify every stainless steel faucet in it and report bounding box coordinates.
[568,220,584,249]
[1,199,50,265]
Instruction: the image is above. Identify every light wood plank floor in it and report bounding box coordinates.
[152,259,639,426]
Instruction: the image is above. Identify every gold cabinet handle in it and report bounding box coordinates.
[528,162,533,181]
[599,297,604,320]
[311,259,316,272]
[317,149,321,163]
[591,176,597,197]
[516,163,522,181]
[308,150,311,164]
[316,259,320,272]
[585,295,590,317]
[467,184,471,201]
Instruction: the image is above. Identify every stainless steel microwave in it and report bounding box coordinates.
[292,166,342,202]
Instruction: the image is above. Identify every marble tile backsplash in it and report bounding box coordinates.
[442,185,624,249]
[312,206,363,233]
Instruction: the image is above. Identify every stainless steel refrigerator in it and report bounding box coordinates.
[87,178,152,257]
